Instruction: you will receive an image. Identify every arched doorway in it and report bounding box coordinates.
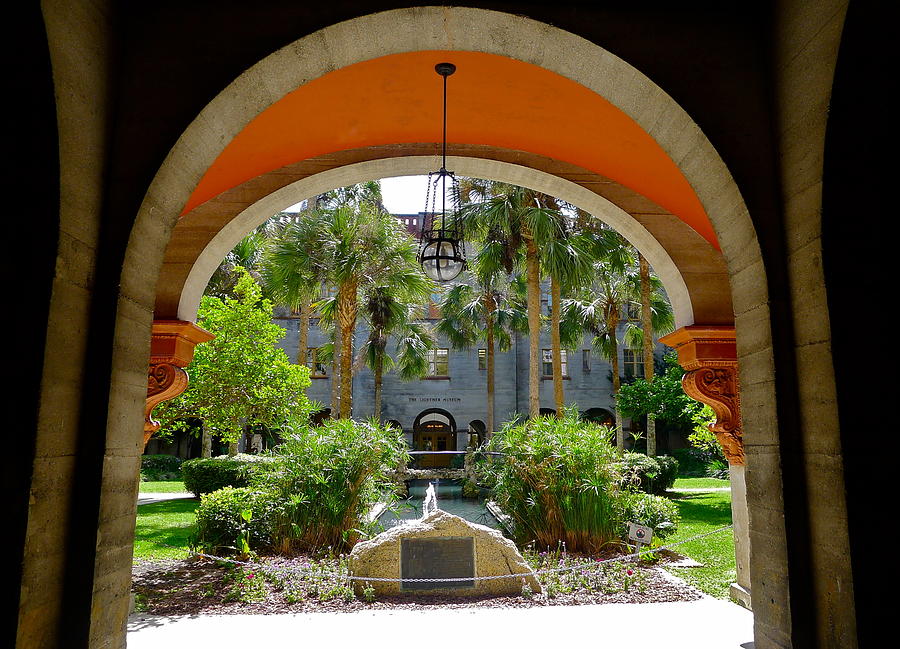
[582,408,615,428]
[468,420,486,448]
[413,409,457,468]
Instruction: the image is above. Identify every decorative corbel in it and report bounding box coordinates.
[144,320,214,448]
[659,326,743,465]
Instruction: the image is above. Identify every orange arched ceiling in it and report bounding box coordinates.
[185,50,718,249]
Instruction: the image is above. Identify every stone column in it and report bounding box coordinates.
[144,320,215,448]
[659,325,751,609]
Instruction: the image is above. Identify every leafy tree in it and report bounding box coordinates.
[155,268,312,455]
[617,352,704,447]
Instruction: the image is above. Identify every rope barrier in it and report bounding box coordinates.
[158,523,734,584]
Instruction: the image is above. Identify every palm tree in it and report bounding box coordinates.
[456,180,564,418]
[436,261,526,438]
[538,215,601,414]
[310,202,431,418]
[263,212,329,367]
[636,251,675,455]
[358,264,434,421]
[205,227,272,300]
[562,249,673,453]
[562,254,638,453]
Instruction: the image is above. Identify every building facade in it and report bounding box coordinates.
[272,233,671,463]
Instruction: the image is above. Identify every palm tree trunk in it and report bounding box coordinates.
[331,327,340,416]
[639,253,656,456]
[337,280,359,419]
[484,293,496,440]
[550,275,565,415]
[297,297,310,367]
[373,350,383,422]
[608,315,624,454]
[525,235,542,418]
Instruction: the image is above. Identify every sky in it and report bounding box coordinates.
[285,175,432,214]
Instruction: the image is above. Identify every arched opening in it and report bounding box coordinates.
[412,408,457,469]
[581,407,615,428]
[467,419,486,448]
[124,6,760,632]
[26,5,858,647]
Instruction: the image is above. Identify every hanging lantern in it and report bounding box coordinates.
[418,62,466,282]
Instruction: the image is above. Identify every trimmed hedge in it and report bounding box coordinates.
[670,448,708,477]
[140,454,183,481]
[193,486,275,554]
[181,454,274,497]
[618,453,679,495]
[615,491,680,539]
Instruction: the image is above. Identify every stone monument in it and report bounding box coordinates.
[349,509,541,597]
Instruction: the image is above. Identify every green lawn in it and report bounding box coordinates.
[138,480,189,493]
[133,499,198,561]
[672,477,730,490]
[664,489,736,600]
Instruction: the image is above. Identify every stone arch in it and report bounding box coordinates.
[176,156,696,326]
[106,4,787,645]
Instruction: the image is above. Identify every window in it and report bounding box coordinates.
[625,302,641,321]
[306,347,328,377]
[623,348,645,379]
[426,348,449,376]
[582,349,591,373]
[478,348,486,370]
[542,349,568,377]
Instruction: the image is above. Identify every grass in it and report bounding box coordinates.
[663,489,736,600]
[139,480,189,493]
[672,477,730,490]
[133,499,198,561]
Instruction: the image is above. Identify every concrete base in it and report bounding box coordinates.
[730,582,752,610]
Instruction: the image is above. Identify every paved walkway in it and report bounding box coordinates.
[137,492,194,505]
[128,597,753,649]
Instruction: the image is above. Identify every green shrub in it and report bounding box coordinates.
[670,448,708,477]
[615,491,680,539]
[182,454,275,497]
[487,410,622,554]
[193,486,275,554]
[254,418,408,553]
[140,454,183,481]
[618,453,679,494]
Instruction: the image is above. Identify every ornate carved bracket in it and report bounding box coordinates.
[659,326,743,465]
[144,320,214,448]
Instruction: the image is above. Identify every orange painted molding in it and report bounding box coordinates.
[659,325,736,370]
[661,325,743,465]
[144,320,215,448]
[150,320,215,367]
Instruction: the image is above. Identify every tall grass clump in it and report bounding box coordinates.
[488,410,623,554]
[254,418,408,553]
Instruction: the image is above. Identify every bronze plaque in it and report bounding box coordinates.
[401,537,475,590]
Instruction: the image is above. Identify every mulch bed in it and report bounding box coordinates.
[131,553,702,616]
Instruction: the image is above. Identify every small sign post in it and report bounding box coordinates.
[627,522,653,560]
